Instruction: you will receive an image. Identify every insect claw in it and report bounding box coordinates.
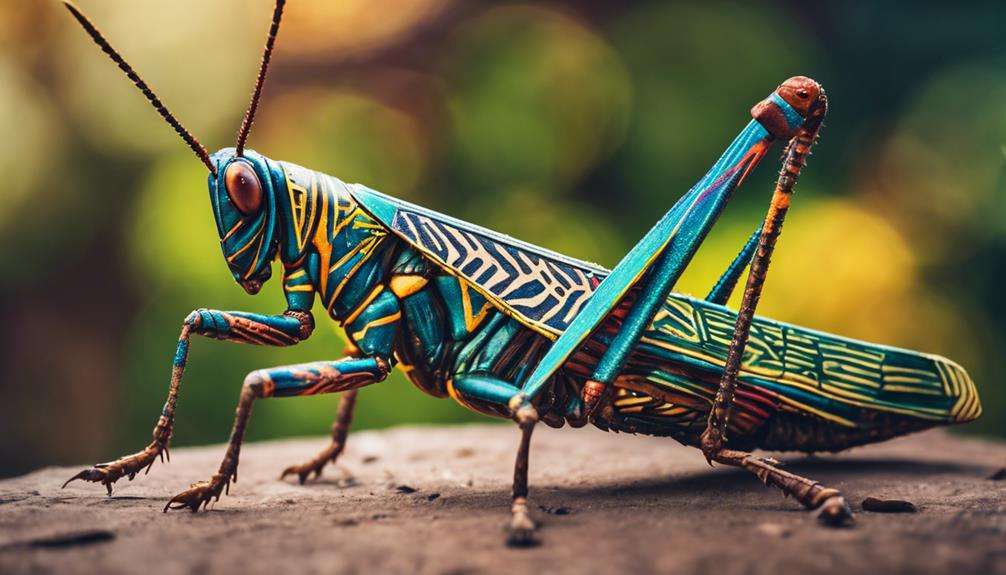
[816,496,854,528]
[61,470,89,489]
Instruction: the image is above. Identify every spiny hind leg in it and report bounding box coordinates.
[165,357,389,512]
[711,448,852,525]
[696,115,851,523]
[280,389,359,484]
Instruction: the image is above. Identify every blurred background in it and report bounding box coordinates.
[2,1,1004,476]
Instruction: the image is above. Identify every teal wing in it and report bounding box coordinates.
[634,294,981,427]
[350,184,979,427]
[349,184,606,339]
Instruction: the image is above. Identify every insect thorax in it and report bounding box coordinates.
[274,160,392,321]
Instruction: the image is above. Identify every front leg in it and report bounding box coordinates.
[164,356,390,511]
[63,308,314,495]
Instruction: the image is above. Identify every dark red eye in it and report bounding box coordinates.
[224,161,263,216]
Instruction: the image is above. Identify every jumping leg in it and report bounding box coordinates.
[697,90,852,524]
[164,357,389,511]
[711,449,849,523]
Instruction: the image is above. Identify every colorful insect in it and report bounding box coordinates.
[60,0,980,546]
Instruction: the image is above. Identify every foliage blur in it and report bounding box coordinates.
[1,1,1004,476]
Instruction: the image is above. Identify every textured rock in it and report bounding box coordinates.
[1,425,1004,574]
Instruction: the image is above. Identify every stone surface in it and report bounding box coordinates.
[1,425,1004,574]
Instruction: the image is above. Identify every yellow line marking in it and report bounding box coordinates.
[328,241,367,275]
[222,220,242,242]
[351,312,402,341]
[882,385,944,396]
[882,365,937,376]
[314,188,332,298]
[461,282,491,332]
[243,230,265,279]
[343,285,385,326]
[328,243,384,313]
[614,396,652,407]
[226,229,260,263]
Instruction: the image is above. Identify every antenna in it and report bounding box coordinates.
[235,0,287,156]
[62,1,217,175]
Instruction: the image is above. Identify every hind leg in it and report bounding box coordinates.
[698,111,850,524]
[711,449,851,525]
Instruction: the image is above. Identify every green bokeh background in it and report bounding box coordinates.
[2,1,1004,476]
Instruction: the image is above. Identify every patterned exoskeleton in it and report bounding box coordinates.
[61,0,980,546]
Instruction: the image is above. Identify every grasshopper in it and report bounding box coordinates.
[61,1,980,545]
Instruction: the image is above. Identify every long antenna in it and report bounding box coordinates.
[235,0,286,157]
[62,1,217,175]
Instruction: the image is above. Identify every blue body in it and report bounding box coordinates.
[204,97,980,451]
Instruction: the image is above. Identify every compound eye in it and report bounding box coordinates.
[224,161,263,216]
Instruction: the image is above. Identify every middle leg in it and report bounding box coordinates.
[278,343,369,484]
[451,375,542,546]
[506,394,539,548]
[164,357,389,512]
[279,389,359,484]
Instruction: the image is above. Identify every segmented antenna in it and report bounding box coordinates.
[62,1,217,175]
[235,0,286,157]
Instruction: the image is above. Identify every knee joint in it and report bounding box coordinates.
[243,370,275,398]
[185,308,229,334]
[284,310,315,340]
